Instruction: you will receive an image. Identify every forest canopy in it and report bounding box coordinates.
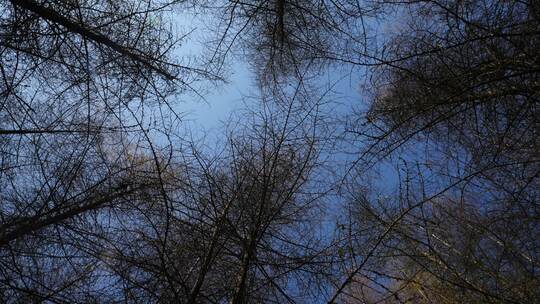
[0,0,538,303]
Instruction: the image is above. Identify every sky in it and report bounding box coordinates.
[170,9,364,133]
[168,8,404,206]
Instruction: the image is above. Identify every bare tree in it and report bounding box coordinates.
[2,0,537,303]
[0,0,214,301]
[191,0,378,89]
[335,0,539,302]
[98,82,341,303]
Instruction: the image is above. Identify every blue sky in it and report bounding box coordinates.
[170,9,365,133]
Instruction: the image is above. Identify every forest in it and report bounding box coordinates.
[0,0,538,303]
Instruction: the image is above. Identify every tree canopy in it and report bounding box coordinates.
[0,0,538,303]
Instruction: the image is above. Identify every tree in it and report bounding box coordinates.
[0,0,211,301]
[99,84,339,303]
[1,0,538,302]
[195,0,375,87]
[335,0,540,302]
